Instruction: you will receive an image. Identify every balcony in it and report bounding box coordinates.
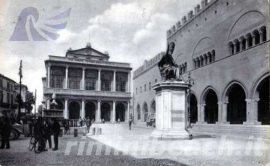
[44,88,131,98]
[47,56,131,69]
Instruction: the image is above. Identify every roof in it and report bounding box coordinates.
[0,73,17,83]
[66,46,110,59]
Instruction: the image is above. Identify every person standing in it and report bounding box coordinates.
[44,119,52,149]
[128,114,133,130]
[86,117,91,133]
[0,115,11,149]
[52,118,60,151]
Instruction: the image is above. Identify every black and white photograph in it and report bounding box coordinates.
[0,0,269,166]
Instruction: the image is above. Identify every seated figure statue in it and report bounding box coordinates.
[158,42,180,81]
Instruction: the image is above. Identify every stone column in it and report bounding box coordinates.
[98,69,101,91]
[46,99,51,110]
[217,102,223,124]
[259,32,264,43]
[96,100,101,122]
[233,42,237,54]
[244,99,252,124]
[252,34,256,46]
[64,99,69,119]
[47,65,51,88]
[196,104,201,123]
[239,38,243,51]
[112,101,116,123]
[127,72,131,92]
[200,104,206,123]
[126,102,130,122]
[222,102,229,123]
[81,68,85,90]
[81,100,85,119]
[252,98,261,124]
[113,71,116,91]
[245,35,249,48]
[65,67,69,89]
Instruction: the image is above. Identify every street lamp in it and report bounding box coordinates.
[186,72,195,128]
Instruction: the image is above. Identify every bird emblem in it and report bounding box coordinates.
[10,7,71,41]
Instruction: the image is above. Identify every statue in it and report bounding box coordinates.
[158,42,180,81]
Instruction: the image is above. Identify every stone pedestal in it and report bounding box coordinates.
[150,81,191,140]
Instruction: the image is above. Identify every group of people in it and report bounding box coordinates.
[34,116,60,151]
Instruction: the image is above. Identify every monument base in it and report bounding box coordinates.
[150,81,192,140]
[150,129,191,140]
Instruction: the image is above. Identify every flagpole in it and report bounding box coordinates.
[18,60,22,121]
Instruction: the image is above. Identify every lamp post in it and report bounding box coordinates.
[185,72,195,128]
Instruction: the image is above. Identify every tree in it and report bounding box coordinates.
[24,91,35,114]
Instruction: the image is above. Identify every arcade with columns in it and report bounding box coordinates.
[42,44,132,123]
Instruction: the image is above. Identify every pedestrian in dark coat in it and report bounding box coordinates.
[86,117,91,133]
[52,118,60,151]
[0,116,11,149]
[44,119,52,149]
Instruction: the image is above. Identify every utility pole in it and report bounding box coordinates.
[18,60,23,121]
[34,89,37,118]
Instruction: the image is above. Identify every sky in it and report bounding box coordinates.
[0,0,201,109]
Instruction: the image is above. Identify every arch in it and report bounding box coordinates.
[246,33,253,47]
[150,100,156,114]
[234,39,240,53]
[143,102,148,122]
[251,72,270,99]
[69,101,80,119]
[85,101,96,121]
[192,37,215,59]
[116,103,125,122]
[204,89,218,124]
[223,82,247,124]
[201,86,219,104]
[228,11,265,41]
[252,29,260,45]
[101,102,111,122]
[256,76,269,125]
[222,81,248,103]
[188,93,198,123]
[137,104,141,120]
[260,26,267,42]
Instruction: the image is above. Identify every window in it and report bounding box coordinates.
[51,67,65,88]
[0,91,3,103]
[7,82,10,91]
[235,40,240,53]
[261,26,267,42]
[11,94,13,105]
[7,93,10,104]
[101,71,113,91]
[253,30,260,45]
[85,70,98,90]
[247,34,253,47]
[116,72,128,92]
[242,38,246,50]
[144,84,146,92]
[85,79,96,90]
[0,78,2,88]
[69,69,82,89]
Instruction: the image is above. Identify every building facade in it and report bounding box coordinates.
[0,74,17,115]
[42,44,132,123]
[133,0,269,137]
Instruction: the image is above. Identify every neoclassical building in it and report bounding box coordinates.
[133,0,269,137]
[42,44,132,123]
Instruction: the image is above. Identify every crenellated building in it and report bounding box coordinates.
[133,0,269,138]
[42,43,132,123]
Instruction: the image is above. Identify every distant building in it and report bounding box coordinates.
[42,43,132,123]
[133,0,269,138]
[0,74,17,115]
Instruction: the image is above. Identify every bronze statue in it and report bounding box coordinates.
[158,42,179,81]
